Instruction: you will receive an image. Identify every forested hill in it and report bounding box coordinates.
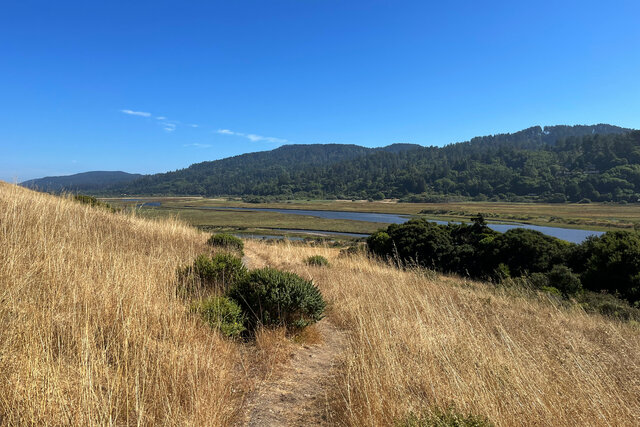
[115,143,423,196]
[110,124,640,202]
[21,171,142,193]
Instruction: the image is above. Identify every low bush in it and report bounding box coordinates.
[179,253,247,293]
[305,255,329,267]
[190,296,246,337]
[546,265,581,295]
[528,272,549,289]
[576,231,640,303]
[207,233,244,254]
[577,291,640,322]
[399,404,493,427]
[228,267,326,330]
[73,194,116,212]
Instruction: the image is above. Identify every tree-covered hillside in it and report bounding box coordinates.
[115,143,422,196]
[112,124,639,202]
[21,171,142,193]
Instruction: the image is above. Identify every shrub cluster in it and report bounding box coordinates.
[190,296,246,337]
[180,253,326,336]
[207,233,244,255]
[178,253,247,293]
[73,194,116,212]
[305,255,329,267]
[228,267,326,330]
[368,216,640,308]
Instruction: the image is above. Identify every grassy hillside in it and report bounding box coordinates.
[0,182,240,425]
[1,182,638,425]
[245,241,640,426]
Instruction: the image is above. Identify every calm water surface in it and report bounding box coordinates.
[196,206,604,243]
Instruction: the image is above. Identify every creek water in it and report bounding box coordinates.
[195,206,604,243]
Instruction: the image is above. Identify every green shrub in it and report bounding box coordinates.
[228,267,326,330]
[399,404,493,427]
[190,296,246,337]
[73,194,116,212]
[179,253,247,293]
[577,291,640,322]
[305,255,329,267]
[367,230,392,257]
[528,272,549,289]
[546,265,582,296]
[576,231,640,304]
[487,228,574,277]
[207,233,244,254]
[494,263,510,280]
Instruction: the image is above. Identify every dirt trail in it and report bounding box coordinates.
[239,253,346,426]
[242,320,345,426]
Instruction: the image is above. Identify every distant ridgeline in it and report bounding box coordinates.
[26,124,640,202]
[21,171,142,193]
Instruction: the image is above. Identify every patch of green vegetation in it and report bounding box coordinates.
[207,233,244,255]
[368,216,640,318]
[576,292,640,322]
[190,296,246,337]
[73,194,117,212]
[305,255,329,267]
[398,405,493,427]
[178,253,247,294]
[228,267,326,330]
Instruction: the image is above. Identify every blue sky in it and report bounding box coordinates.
[2,0,639,182]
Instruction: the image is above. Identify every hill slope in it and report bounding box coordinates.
[21,170,142,192]
[113,123,637,202]
[21,124,638,201]
[0,182,239,424]
[1,182,638,425]
[245,240,640,426]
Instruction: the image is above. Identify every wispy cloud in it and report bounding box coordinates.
[246,134,287,143]
[183,143,212,148]
[216,129,288,143]
[120,110,285,142]
[121,109,152,117]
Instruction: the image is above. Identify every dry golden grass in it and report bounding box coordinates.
[245,240,640,426]
[0,183,242,425]
[3,183,640,426]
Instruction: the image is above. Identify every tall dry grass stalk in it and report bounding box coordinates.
[0,183,242,425]
[245,240,640,426]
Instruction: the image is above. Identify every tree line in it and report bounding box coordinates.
[367,216,640,318]
[109,124,640,203]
